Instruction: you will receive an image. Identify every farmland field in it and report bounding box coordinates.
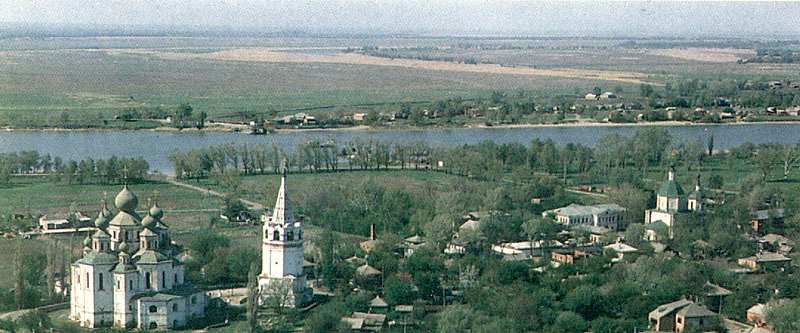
[5,35,798,129]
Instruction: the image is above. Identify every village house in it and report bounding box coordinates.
[603,242,639,263]
[402,235,426,257]
[649,299,718,333]
[39,212,92,230]
[747,299,790,329]
[550,246,601,265]
[572,225,616,244]
[749,209,784,234]
[543,203,626,230]
[738,252,792,272]
[759,233,794,254]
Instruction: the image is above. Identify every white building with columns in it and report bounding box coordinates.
[70,184,206,330]
[259,170,313,308]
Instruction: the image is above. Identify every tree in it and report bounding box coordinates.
[552,311,588,333]
[384,276,416,306]
[781,143,800,179]
[245,263,258,333]
[304,307,349,333]
[707,134,715,156]
[640,84,654,97]
[262,279,294,314]
[756,144,783,181]
[437,304,478,333]
[17,310,51,333]
[562,285,605,320]
[767,300,800,333]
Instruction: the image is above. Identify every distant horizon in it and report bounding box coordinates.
[2,1,799,39]
[1,22,798,40]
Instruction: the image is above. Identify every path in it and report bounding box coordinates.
[165,176,265,211]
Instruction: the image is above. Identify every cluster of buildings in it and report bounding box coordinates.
[69,168,312,330]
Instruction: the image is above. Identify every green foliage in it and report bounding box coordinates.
[17,310,51,333]
[304,306,350,333]
[552,311,589,333]
[384,276,416,306]
[767,300,800,333]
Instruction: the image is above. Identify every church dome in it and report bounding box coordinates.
[115,186,138,213]
[119,241,129,254]
[83,236,91,248]
[141,214,156,228]
[149,203,163,220]
[94,213,109,229]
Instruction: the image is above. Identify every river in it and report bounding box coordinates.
[0,123,796,173]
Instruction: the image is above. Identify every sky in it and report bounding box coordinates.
[1,1,799,37]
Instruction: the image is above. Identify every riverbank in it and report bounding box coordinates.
[4,119,799,134]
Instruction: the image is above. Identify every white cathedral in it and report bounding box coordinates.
[70,168,311,330]
[70,184,207,329]
[258,169,313,307]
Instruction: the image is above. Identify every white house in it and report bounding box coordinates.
[543,203,626,230]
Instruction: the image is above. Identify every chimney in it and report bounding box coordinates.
[370,224,376,241]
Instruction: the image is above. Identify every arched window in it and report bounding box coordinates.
[287,231,294,241]
[86,273,89,289]
[161,271,166,288]
[149,322,158,329]
[149,306,157,313]
[146,272,151,289]
[273,230,280,241]
[129,280,133,290]
[298,230,303,240]
[172,303,178,311]
[174,273,178,284]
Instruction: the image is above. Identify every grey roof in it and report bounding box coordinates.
[677,303,716,318]
[752,209,785,220]
[405,235,426,244]
[356,264,381,276]
[77,251,118,265]
[132,250,170,265]
[702,282,733,297]
[551,203,626,217]
[92,229,110,239]
[112,262,138,273]
[760,234,794,245]
[649,299,693,320]
[369,296,388,308]
[109,211,141,226]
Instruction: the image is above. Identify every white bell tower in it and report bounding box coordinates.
[259,168,312,307]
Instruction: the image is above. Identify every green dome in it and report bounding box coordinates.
[119,241,130,254]
[101,200,112,218]
[115,186,138,213]
[149,203,164,220]
[94,213,109,229]
[141,214,156,228]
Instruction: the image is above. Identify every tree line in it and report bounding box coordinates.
[0,151,148,186]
